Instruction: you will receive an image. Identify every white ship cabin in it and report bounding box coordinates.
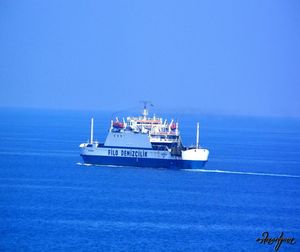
[109,108,182,149]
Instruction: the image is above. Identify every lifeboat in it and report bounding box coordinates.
[170,123,176,131]
[113,121,124,129]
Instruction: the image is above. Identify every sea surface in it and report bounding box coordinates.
[0,108,299,252]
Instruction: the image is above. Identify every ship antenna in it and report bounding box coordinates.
[140,100,153,119]
[90,118,94,144]
[196,122,199,149]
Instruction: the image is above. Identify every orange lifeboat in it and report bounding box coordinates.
[113,121,124,129]
[170,123,176,131]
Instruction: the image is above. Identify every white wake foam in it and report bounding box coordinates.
[76,162,92,166]
[184,169,300,178]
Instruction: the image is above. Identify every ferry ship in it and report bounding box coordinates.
[79,104,209,169]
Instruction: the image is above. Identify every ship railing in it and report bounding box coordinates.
[151,145,169,151]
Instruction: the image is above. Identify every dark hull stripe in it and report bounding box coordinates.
[81,155,207,169]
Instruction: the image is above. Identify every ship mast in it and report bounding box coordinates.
[90,118,94,143]
[141,100,153,119]
[196,122,199,149]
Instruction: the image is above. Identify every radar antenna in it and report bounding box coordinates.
[140,100,153,119]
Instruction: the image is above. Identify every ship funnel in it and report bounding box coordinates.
[196,122,199,149]
[90,118,94,143]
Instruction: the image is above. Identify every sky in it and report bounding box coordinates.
[0,0,299,116]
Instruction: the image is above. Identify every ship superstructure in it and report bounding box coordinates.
[80,104,209,169]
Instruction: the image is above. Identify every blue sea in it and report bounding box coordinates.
[0,108,299,251]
